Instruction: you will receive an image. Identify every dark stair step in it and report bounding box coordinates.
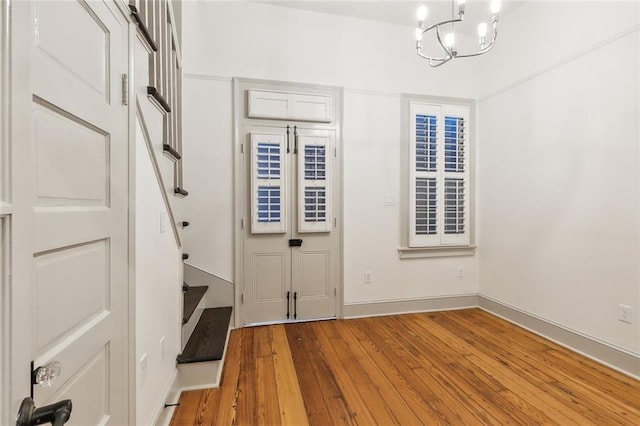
[182,285,208,324]
[177,307,233,364]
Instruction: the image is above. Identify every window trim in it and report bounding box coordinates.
[400,94,476,258]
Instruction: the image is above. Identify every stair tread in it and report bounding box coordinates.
[178,307,233,364]
[183,285,208,324]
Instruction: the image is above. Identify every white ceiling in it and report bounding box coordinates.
[259,1,523,30]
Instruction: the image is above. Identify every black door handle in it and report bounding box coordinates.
[16,397,72,426]
[286,291,290,319]
[293,291,298,320]
[293,126,298,154]
[286,125,290,153]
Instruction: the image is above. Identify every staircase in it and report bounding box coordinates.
[177,269,233,390]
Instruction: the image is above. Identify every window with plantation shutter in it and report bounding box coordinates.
[298,134,333,233]
[251,133,287,233]
[409,102,470,248]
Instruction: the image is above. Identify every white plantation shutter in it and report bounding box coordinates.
[251,132,287,233]
[298,134,332,233]
[409,102,470,247]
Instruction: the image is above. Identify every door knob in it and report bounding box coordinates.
[32,361,61,388]
[16,397,72,426]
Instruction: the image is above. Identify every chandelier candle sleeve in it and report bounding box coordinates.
[416,0,501,67]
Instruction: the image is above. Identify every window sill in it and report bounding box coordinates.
[398,245,476,259]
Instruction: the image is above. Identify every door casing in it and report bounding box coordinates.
[233,78,344,327]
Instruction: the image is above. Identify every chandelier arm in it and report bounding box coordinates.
[417,49,449,63]
[421,17,463,34]
[429,57,453,67]
[455,28,498,59]
[434,25,454,57]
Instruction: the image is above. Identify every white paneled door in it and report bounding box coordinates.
[243,126,338,325]
[13,1,129,424]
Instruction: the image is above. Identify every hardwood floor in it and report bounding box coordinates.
[170,309,640,425]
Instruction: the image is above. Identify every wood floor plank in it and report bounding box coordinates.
[397,313,577,424]
[212,328,243,426]
[285,322,355,425]
[312,321,377,425]
[171,309,640,426]
[191,388,219,426]
[331,320,423,425]
[235,327,257,425]
[348,318,452,424]
[360,315,480,423]
[171,390,205,425]
[270,325,309,426]
[393,314,517,424]
[254,326,282,426]
[444,310,640,425]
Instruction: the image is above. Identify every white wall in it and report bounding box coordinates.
[182,76,234,282]
[135,122,181,425]
[477,1,640,354]
[181,1,481,304]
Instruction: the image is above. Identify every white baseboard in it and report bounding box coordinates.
[343,294,479,319]
[151,369,178,426]
[478,295,640,380]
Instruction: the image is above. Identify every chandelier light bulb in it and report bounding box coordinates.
[415,28,424,41]
[457,0,466,15]
[490,0,502,14]
[477,22,488,38]
[444,32,455,49]
[417,5,428,21]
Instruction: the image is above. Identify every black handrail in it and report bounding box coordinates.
[128,5,158,52]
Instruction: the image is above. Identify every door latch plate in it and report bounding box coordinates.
[288,239,303,247]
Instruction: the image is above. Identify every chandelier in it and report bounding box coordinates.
[415,0,502,67]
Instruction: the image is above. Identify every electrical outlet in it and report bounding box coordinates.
[384,196,396,206]
[140,353,148,384]
[364,270,372,284]
[619,304,632,324]
[457,267,464,278]
[160,336,166,361]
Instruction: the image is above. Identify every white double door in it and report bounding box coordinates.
[242,125,338,325]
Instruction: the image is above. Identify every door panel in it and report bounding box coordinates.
[29,1,128,424]
[34,239,108,350]
[243,126,336,324]
[34,101,109,207]
[297,251,328,298]
[49,347,110,426]
[35,0,109,98]
[253,252,288,302]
